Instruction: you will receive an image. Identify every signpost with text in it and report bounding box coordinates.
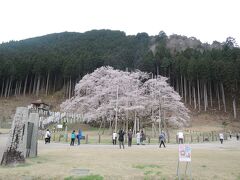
[177,144,192,180]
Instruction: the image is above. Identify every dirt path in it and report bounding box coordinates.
[36,137,240,150]
[1,133,239,158]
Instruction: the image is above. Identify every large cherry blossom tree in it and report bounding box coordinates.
[60,66,189,133]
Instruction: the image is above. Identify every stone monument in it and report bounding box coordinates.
[1,107,39,166]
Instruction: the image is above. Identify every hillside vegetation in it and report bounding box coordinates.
[0,30,240,121]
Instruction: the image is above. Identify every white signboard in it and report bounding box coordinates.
[179,144,191,162]
[57,124,63,129]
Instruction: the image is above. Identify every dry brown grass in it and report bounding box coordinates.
[0,140,240,180]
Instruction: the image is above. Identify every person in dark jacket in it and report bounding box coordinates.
[140,130,146,145]
[159,132,166,148]
[118,129,125,149]
[128,129,133,147]
[77,129,82,145]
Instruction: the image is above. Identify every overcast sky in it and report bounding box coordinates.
[0,0,239,44]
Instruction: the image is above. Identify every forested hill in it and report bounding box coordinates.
[0,30,240,119]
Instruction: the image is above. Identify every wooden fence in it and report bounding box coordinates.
[39,131,230,145]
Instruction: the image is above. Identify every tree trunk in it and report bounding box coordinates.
[23,74,28,96]
[158,106,161,134]
[133,111,137,134]
[65,79,69,98]
[180,75,183,97]
[114,86,119,132]
[18,80,22,95]
[184,76,187,103]
[209,82,213,107]
[36,75,41,97]
[40,76,45,94]
[126,101,129,132]
[4,78,9,98]
[14,81,18,97]
[137,118,140,132]
[7,77,13,98]
[204,82,208,111]
[176,78,179,93]
[53,74,57,93]
[32,75,37,95]
[216,83,221,111]
[157,65,159,76]
[197,79,201,112]
[162,110,169,143]
[233,97,237,119]
[68,77,72,99]
[98,118,104,135]
[193,85,197,109]
[1,79,4,97]
[63,78,66,97]
[220,82,226,112]
[189,81,192,105]
[28,75,33,95]
[45,72,50,96]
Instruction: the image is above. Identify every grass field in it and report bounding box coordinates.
[0,134,240,180]
[1,111,240,180]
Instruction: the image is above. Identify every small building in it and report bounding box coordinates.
[30,99,50,116]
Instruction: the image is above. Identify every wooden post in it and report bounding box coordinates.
[203,134,205,142]
[176,135,178,144]
[98,134,101,144]
[191,135,193,143]
[197,135,199,142]
[85,134,88,144]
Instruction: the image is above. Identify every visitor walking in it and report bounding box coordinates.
[140,130,146,145]
[136,131,141,145]
[118,129,125,149]
[177,131,184,144]
[159,132,166,148]
[45,129,51,144]
[70,130,76,146]
[236,133,239,141]
[77,129,82,145]
[128,129,133,147]
[112,131,117,145]
[219,133,224,144]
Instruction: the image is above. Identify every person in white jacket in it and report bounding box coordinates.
[45,129,51,144]
[219,133,224,144]
[136,131,141,145]
[112,131,117,145]
[177,131,184,144]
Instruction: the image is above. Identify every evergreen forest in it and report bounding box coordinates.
[0,30,239,118]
